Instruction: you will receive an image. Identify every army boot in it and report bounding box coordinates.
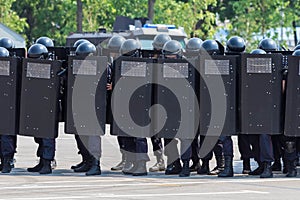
[71,155,86,170]
[286,159,297,177]
[27,157,43,172]
[197,159,210,175]
[165,159,182,175]
[73,156,92,172]
[39,159,52,174]
[209,155,225,175]
[271,159,281,171]
[179,159,190,177]
[297,153,300,166]
[1,157,12,173]
[218,156,233,177]
[189,158,200,172]
[111,150,126,171]
[249,162,263,175]
[122,160,135,175]
[242,158,251,174]
[86,158,101,176]
[260,162,273,178]
[132,161,147,176]
[149,150,165,172]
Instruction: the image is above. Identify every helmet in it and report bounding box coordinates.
[107,35,126,51]
[36,36,54,47]
[250,49,266,54]
[200,39,219,54]
[226,36,246,52]
[0,37,15,49]
[73,39,90,48]
[120,39,141,55]
[294,45,300,51]
[27,44,49,58]
[152,34,172,50]
[292,49,300,56]
[0,47,9,57]
[162,40,182,55]
[258,38,277,51]
[75,42,96,56]
[186,37,203,52]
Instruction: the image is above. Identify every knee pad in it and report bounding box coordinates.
[285,141,296,154]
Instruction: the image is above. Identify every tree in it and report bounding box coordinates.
[148,0,156,21]
[77,0,83,32]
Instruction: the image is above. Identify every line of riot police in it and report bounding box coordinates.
[0,34,299,178]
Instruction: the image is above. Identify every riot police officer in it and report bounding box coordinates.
[0,45,17,173]
[26,43,56,174]
[70,41,102,176]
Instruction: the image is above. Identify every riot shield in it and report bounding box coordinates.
[65,56,107,136]
[153,58,198,139]
[284,55,300,137]
[199,55,238,136]
[19,59,62,138]
[8,48,26,58]
[239,53,283,135]
[0,57,22,135]
[111,57,153,138]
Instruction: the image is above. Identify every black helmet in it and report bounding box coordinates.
[0,47,9,57]
[0,37,15,49]
[186,37,203,52]
[292,49,300,56]
[250,49,266,54]
[152,34,172,50]
[75,41,96,56]
[120,39,141,55]
[162,40,182,55]
[294,45,300,51]
[258,38,277,51]
[27,44,49,58]
[107,35,126,51]
[200,39,219,55]
[226,36,246,52]
[73,39,90,48]
[36,36,54,47]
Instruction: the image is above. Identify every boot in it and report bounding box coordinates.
[218,156,233,177]
[286,160,297,177]
[242,159,251,174]
[165,159,182,175]
[0,157,3,171]
[179,160,190,177]
[71,155,86,169]
[27,158,43,172]
[271,159,281,171]
[297,153,300,166]
[197,159,209,175]
[132,161,147,176]
[260,162,273,178]
[122,160,135,175]
[111,150,126,171]
[249,162,263,175]
[209,155,225,175]
[149,150,165,172]
[73,158,92,172]
[1,157,12,173]
[86,158,101,176]
[39,159,52,174]
[189,159,201,172]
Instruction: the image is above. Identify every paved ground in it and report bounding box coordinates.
[0,123,299,200]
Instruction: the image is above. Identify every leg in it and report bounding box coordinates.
[164,138,181,175]
[259,134,274,178]
[149,135,165,172]
[86,135,102,176]
[132,137,149,176]
[179,139,192,177]
[1,135,16,173]
[218,136,234,177]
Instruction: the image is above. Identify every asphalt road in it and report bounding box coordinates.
[0,123,299,200]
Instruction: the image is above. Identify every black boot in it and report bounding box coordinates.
[71,155,86,170]
[73,158,92,173]
[209,155,225,175]
[286,160,297,177]
[86,158,101,176]
[111,150,126,171]
[1,157,12,173]
[271,159,282,171]
[132,161,147,176]
[39,159,52,174]
[242,159,251,174]
[249,162,263,175]
[149,150,165,172]
[27,158,43,172]
[0,157,3,171]
[122,160,135,175]
[165,159,182,175]
[218,156,233,177]
[297,153,300,166]
[260,162,273,178]
[197,159,209,175]
[179,160,190,177]
[189,159,201,172]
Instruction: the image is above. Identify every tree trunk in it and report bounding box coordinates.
[77,0,83,32]
[293,20,298,46]
[147,0,156,21]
